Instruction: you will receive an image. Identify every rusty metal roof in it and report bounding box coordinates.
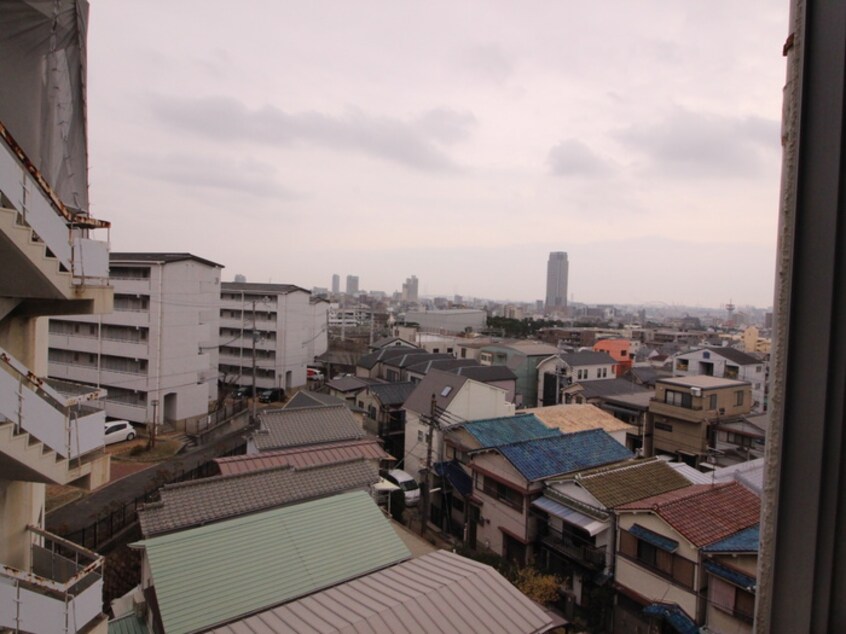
[215,438,392,475]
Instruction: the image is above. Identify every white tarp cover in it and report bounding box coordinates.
[0,0,90,212]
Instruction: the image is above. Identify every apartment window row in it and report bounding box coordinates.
[50,320,97,337]
[619,528,695,590]
[477,473,523,512]
[114,294,149,312]
[219,328,276,341]
[220,309,277,322]
[104,386,147,406]
[110,266,151,280]
[49,349,148,374]
[219,345,275,360]
[219,363,275,380]
[101,324,148,343]
[221,293,277,305]
[50,321,149,343]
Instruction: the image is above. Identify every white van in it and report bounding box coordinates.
[384,469,420,506]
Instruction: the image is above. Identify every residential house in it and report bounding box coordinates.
[478,340,560,407]
[214,438,393,475]
[219,281,328,392]
[613,482,760,632]
[139,459,380,537]
[357,381,416,458]
[211,550,561,634]
[354,346,421,379]
[324,375,381,405]
[438,413,561,538]
[526,403,634,447]
[379,351,454,382]
[465,429,632,564]
[534,458,691,608]
[250,403,366,453]
[672,347,767,412]
[403,369,515,479]
[0,5,113,630]
[701,525,758,633]
[598,391,654,452]
[132,491,412,634]
[593,338,636,377]
[648,376,752,467]
[452,364,518,402]
[405,357,479,383]
[537,350,618,407]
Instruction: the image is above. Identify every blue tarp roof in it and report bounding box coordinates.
[629,523,679,553]
[704,559,756,591]
[434,460,473,496]
[643,603,699,634]
[463,414,560,448]
[498,429,633,481]
[702,524,760,553]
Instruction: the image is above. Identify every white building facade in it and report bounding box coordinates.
[49,253,223,425]
[219,282,328,392]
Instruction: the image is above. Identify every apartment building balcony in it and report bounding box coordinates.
[110,277,150,294]
[538,523,606,571]
[0,526,105,634]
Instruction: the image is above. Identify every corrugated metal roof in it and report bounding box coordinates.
[463,414,561,448]
[215,439,391,475]
[531,497,608,536]
[255,404,364,450]
[209,550,557,634]
[134,491,411,634]
[107,614,148,634]
[139,460,380,537]
[527,404,634,435]
[498,429,634,481]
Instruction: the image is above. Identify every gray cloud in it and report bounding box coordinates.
[455,43,514,83]
[128,152,296,199]
[547,139,612,177]
[616,108,780,177]
[149,96,473,172]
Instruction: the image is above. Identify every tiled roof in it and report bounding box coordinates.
[453,365,518,381]
[569,378,652,399]
[526,404,633,435]
[254,404,364,451]
[560,458,692,508]
[215,439,391,475]
[383,352,455,369]
[490,340,560,356]
[369,336,417,350]
[108,613,148,634]
[560,351,617,366]
[134,491,411,634]
[406,358,479,375]
[356,347,416,370]
[404,369,469,414]
[462,414,560,448]
[284,391,347,409]
[616,482,761,547]
[366,381,417,406]
[209,550,557,634]
[497,429,633,481]
[139,460,379,537]
[703,560,756,591]
[642,603,698,634]
[702,524,760,553]
[703,346,761,365]
[325,376,374,392]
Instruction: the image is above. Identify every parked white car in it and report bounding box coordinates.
[104,420,136,445]
[384,469,420,506]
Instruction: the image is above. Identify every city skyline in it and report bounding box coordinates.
[86,2,785,307]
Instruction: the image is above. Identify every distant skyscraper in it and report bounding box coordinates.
[331,274,340,294]
[346,275,359,295]
[402,275,419,302]
[234,273,246,283]
[545,252,568,314]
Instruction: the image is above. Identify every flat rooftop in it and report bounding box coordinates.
[659,375,750,389]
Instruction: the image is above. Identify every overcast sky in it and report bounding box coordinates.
[86,1,787,307]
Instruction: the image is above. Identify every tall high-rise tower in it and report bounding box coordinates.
[331,274,340,294]
[346,275,359,295]
[545,252,569,314]
[402,275,419,302]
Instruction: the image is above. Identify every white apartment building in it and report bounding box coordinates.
[49,253,223,425]
[219,282,329,392]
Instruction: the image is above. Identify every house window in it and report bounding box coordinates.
[481,476,523,511]
[619,529,695,589]
[711,576,755,624]
[709,394,718,410]
[735,390,745,406]
[665,390,693,409]
[676,359,689,371]
[655,422,673,432]
[726,432,755,448]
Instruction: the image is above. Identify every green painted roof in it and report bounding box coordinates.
[135,490,411,634]
[107,614,148,634]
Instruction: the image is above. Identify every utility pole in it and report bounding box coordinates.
[421,393,436,538]
[149,399,159,450]
[251,299,258,425]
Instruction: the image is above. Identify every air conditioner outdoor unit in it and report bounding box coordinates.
[718,408,725,415]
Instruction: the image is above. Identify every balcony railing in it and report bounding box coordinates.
[0,526,104,633]
[539,523,606,570]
